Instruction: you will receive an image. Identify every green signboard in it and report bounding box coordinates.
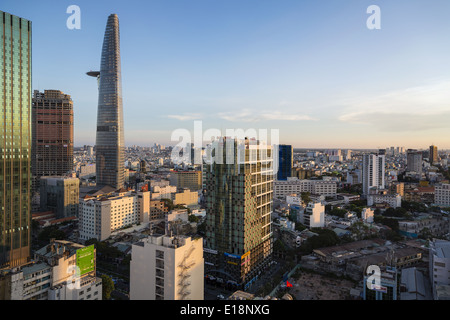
[76,245,95,275]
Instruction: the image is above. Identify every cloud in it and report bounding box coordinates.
[338,80,450,131]
[167,114,203,121]
[218,109,317,122]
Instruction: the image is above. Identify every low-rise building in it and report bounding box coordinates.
[274,178,337,199]
[0,240,101,300]
[300,202,325,228]
[367,190,401,208]
[362,208,374,223]
[435,184,450,207]
[172,188,198,207]
[399,216,448,239]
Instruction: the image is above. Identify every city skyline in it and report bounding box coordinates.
[2,0,450,149]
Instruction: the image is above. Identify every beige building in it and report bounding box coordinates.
[130,234,204,300]
[79,189,151,242]
[172,188,198,207]
[151,185,177,200]
[362,208,374,223]
[169,170,202,191]
[393,182,405,197]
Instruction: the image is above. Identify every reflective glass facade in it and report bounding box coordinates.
[0,11,32,268]
[277,144,292,181]
[203,138,273,286]
[94,14,124,189]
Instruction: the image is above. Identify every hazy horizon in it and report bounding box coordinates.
[3,0,450,149]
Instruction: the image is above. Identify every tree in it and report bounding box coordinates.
[299,229,340,253]
[101,275,115,300]
[301,192,311,205]
[37,226,66,243]
[329,208,347,218]
[188,214,200,223]
[418,227,433,240]
[161,198,175,211]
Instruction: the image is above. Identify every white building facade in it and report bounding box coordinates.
[435,184,450,207]
[130,235,204,300]
[274,177,337,200]
[300,202,325,228]
[79,190,151,242]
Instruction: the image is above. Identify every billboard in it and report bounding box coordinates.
[76,245,95,275]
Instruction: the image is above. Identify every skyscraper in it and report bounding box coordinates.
[429,145,438,165]
[31,90,74,192]
[276,144,293,181]
[362,151,385,197]
[203,137,273,289]
[0,11,32,268]
[88,14,125,190]
[407,149,423,175]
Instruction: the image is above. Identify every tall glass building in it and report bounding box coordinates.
[0,11,32,268]
[203,138,273,289]
[276,144,293,181]
[88,14,124,190]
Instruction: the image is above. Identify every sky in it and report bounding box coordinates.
[3,0,450,149]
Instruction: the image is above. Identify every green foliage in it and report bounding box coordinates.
[197,221,206,235]
[301,192,311,204]
[86,239,122,259]
[374,216,399,231]
[101,275,115,300]
[299,229,340,253]
[273,239,287,252]
[383,207,408,218]
[418,227,433,240]
[188,214,200,223]
[329,208,347,218]
[401,200,427,213]
[161,198,174,210]
[37,226,66,243]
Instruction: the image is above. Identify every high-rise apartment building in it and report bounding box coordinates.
[362,151,386,197]
[407,149,423,175]
[40,176,79,219]
[429,145,438,165]
[203,137,273,288]
[31,90,74,191]
[0,11,32,268]
[130,234,204,300]
[169,170,202,191]
[277,144,293,181]
[88,14,125,190]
